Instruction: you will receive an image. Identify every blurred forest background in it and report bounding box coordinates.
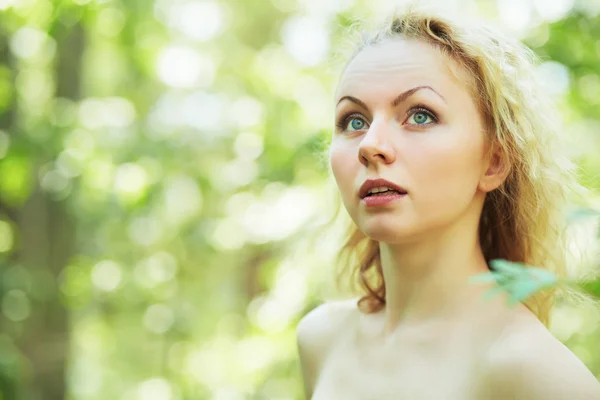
[0,0,599,399]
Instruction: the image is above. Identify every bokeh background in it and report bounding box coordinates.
[0,0,599,399]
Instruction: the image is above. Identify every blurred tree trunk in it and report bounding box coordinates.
[13,22,84,400]
[0,27,18,400]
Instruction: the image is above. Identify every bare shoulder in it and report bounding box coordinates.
[481,313,600,400]
[296,297,359,398]
[296,296,358,356]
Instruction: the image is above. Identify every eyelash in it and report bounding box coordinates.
[335,105,438,132]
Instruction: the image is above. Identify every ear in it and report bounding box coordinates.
[478,144,510,193]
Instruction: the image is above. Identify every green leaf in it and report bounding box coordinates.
[506,279,548,306]
[472,259,560,306]
[578,279,600,299]
[0,152,34,206]
[567,208,600,223]
[489,259,528,277]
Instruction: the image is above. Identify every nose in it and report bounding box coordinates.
[358,119,396,167]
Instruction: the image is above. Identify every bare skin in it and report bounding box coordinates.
[296,37,600,399]
[298,294,598,399]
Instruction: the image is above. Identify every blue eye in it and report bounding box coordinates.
[336,113,369,132]
[407,110,435,125]
[348,117,367,131]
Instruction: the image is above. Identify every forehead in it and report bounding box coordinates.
[336,38,470,102]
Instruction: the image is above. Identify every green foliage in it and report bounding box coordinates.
[0,1,598,399]
[470,259,600,308]
[0,152,33,206]
[579,279,600,300]
[469,259,560,306]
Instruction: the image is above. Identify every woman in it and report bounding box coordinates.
[296,6,600,400]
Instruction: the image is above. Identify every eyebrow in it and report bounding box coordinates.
[336,85,447,109]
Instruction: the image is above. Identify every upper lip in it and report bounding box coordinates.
[359,178,408,199]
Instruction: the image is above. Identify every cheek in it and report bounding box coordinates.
[329,144,356,194]
[409,138,484,202]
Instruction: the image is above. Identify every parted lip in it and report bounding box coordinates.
[359,178,408,199]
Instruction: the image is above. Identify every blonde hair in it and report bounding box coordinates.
[328,6,587,328]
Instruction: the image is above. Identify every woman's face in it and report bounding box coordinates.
[330,38,492,244]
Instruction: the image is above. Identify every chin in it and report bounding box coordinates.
[362,230,419,244]
[357,217,421,244]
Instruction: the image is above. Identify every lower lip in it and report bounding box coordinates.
[361,193,407,207]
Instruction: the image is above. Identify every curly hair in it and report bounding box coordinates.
[327,6,587,328]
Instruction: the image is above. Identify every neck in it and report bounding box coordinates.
[378,216,493,336]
